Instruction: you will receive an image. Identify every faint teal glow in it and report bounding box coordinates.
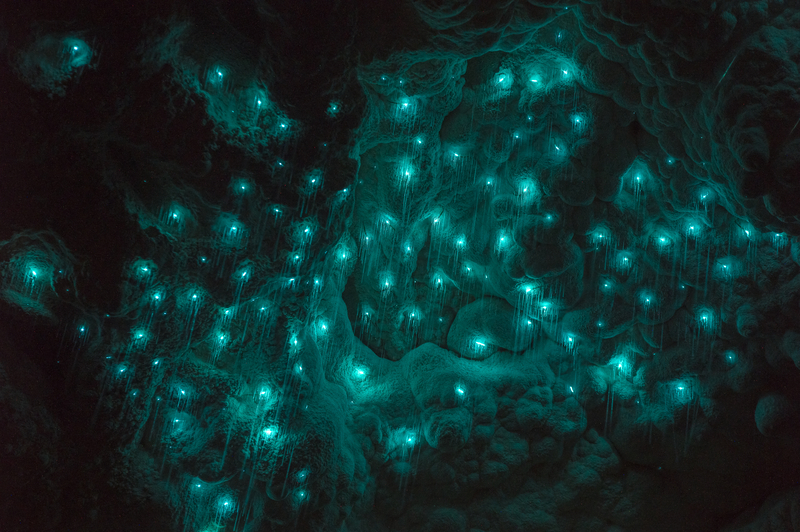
[64,38,92,68]
[590,226,610,246]
[571,113,589,135]
[517,178,539,204]
[669,379,693,405]
[685,220,702,238]
[772,232,788,250]
[493,70,513,89]
[600,278,615,294]
[610,352,633,378]
[639,290,654,308]
[520,283,537,296]
[697,308,714,332]
[614,251,633,272]
[327,100,341,117]
[207,66,226,89]
[724,350,738,365]
[231,176,252,195]
[564,334,575,348]
[132,328,149,346]
[379,271,394,297]
[654,232,672,251]
[698,187,714,204]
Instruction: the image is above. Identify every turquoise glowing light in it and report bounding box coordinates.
[517,179,538,203]
[571,113,588,134]
[397,160,415,184]
[772,232,788,250]
[654,233,672,250]
[698,187,714,204]
[64,38,92,68]
[207,66,226,87]
[591,227,610,246]
[600,278,615,293]
[379,272,394,294]
[670,379,693,405]
[724,350,738,365]
[697,308,714,331]
[610,354,633,377]
[493,70,513,89]
[495,230,511,252]
[520,283,536,295]
[640,290,654,307]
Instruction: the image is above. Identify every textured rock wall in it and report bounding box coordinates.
[3,0,800,530]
